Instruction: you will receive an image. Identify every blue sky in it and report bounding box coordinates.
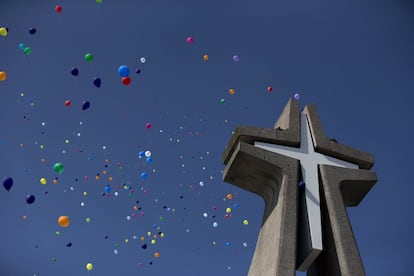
[0,1,413,275]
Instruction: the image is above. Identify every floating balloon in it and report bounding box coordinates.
[86,263,93,271]
[40,178,47,185]
[141,172,148,179]
[229,89,235,95]
[154,252,160,258]
[105,185,110,193]
[243,219,249,225]
[18,43,25,50]
[58,215,70,227]
[267,86,273,92]
[93,77,101,88]
[70,67,79,76]
[140,57,146,64]
[65,100,71,107]
[118,65,130,77]
[225,207,231,213]
[55,5,62,13]
[135,69,141,74]
[146,157,152,164]
[82,101,90,110]
[145,122,152,129]
[29,28,37,35]
[226,193,233,200]
[212,222,218,228]
[220,98,225,104]
[84,53,93,62]
[121,76,131,86]
[186,37,194,44]
[3,177,13,191]
[96,0,103,3]
[139,151,145,158]
[53,163,64,173]
[144,151,151,157]
[0,27,7,36]
[203,54,209,61]
[23,47,32,55]
[232,55,239,62]
[0,71,6,81]
[225,241,231,247]
[294,93,300,100]
[26,194,35,204]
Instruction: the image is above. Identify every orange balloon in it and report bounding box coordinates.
[226,193,233,200]
[58,216,70,227]
[229,88,235,95]
[203,54,209,61]
[0,71,7,81]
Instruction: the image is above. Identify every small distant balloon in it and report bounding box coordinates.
[23,47,32,55]
[135,69,141,74]
[84,53,93,62]
[65,100,71,107]
[146,157,152,164]
[232,55,239,62]
[267,86,273,92]
[29,28,37,35]
[121,77,131,86]
[53,163,64,174]
[203,54,209,61]
[3,177,13,191]
[70,67,79,76]
[96,0,103,3]
[141,172,148,180]
[139,151,145,158]
[294,93,300,100]
[229,89,235,95]
[93,77,101,88]
[86,263,93,271]
[140,57,146,64]
[82,101,90,110]
[118,65,130,77]
[26,194,35,204]
[212,222,218,228]
[145,122,152,129]
[40,178,47,185]
[58,215,70,227]
[186,37,194,44]
[0,27,7,36]
[226,193,233,200]
[144,150,151,157]
[0,71,7,81]
[55,5,62,13]
[220,98,225,105]
[105,185,110,193]
[243,219,249,225]
[18,43,25,50]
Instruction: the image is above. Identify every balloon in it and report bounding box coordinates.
[298,181,305,189]
[146,157,152,164]
[0,27,7,36]
[93,77,101,88]
[0,71,7,81]
[226,207,231,213]
[18,43,25,50]
[233,55,239,62]
[139,151,145,158]
[267,86,273,92]
[154,252,160,258]
[40,178,47,185]
[105,185,110,193]
[220,98,225,104]
[243,219,249,225]
[121,77,131,86]
[186,36,194,44]
[23,47,32,55]
[84,53,93,62]
[26,194,35,204]
[135,69,141,74]
[53,163,64,173]
[86,263,93,271]
[3,177,13,191]
[118,65,130,77]
[58,216,70,227]
[294,93,300,100]
[65,100,71,107]
[229,88,235,95]
[212,222,218,228]
[70,67,79,76]
[140,57,146,63]
[96,0,103,3]
[226,241,231,247]
[55,5,62,13]
[82,101,90,110]
[145,122,151,129]
[226,193,233,200]
[140,172,148,179]
[144,151,151,157]
[141,244,147,249]
[203,54,209,61]
[29,28,37,35]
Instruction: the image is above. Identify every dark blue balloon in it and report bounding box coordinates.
[118,65,130,77]
[29,28,37,35]
[139,151,145,158]
[135,69,141,74]
[3,177,13,191]
[70,68,79,76]
[26,194,35,204]
[82,101,90,110]
[93,77,101,88]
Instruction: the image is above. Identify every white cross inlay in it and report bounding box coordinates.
[254,112,358,270]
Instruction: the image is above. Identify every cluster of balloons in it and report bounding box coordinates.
[0,71,6,81]
[18,43,32,55]
[118,65,131,86]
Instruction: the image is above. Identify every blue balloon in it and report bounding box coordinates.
[139,151,145,158]
[82,101,90,110]
[3,177,13,191]
[105,185,111,193]
[70,67,79,76]
[118,65,130,77]
[26,194,35,204]
[93,77,101,88]
[146,157,152,164]
[18,43,25,50]
[140,172,148,180]
[29,28,37,35]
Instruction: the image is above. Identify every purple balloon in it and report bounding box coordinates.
[3,177,13,191]
[232,55,239,62]
[93,77,101,88]
[26,194,35,204]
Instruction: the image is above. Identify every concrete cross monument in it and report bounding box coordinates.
[222,99,377,276]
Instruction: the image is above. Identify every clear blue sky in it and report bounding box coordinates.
[0,1,413,275]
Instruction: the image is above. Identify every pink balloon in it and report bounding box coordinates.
[186,37,194,44]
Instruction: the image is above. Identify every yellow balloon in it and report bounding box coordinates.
[203,54,209,61]
[86,263,93,271]
[0,71,7,81]
[243,219,249,225]
[0,27,7,36]
[225,207,232,213]
[40,178,47,185]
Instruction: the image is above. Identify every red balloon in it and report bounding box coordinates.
[267,86,273,92]
[65,100,71,107]
[55,5,62,13]
[121,77,131,86]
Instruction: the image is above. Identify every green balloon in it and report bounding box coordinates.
[53,163,64,174]
[96,0,103,3]
[23,47,32,55]
[85,53,93,62]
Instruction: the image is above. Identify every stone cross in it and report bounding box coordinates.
[222,99,377,276]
